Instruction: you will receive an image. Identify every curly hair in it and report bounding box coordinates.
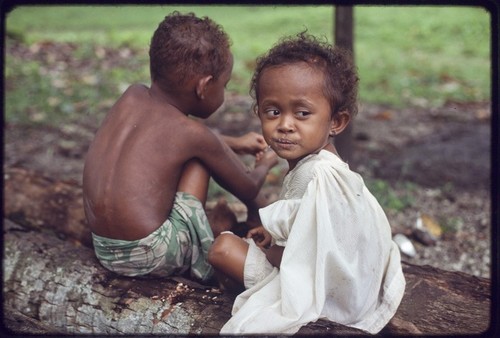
[250,32,359,118]
[149,11,231,90]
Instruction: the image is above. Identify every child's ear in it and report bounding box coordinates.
[330,111,351,136]
[196,75,213,100]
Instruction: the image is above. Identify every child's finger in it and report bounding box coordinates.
[256,236,271,249]
[246,227,259,238]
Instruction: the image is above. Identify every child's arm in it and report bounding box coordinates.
[247,226,283,268]
[244,181,272,229]
[188,123,278,202]
[220,132,267,155]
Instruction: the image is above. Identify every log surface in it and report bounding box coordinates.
[3,219,232,335]
[3,218,492,335]
[2,167,494,335]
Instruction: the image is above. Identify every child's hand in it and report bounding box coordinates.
[233,132,267,155]
[246,226,272,249]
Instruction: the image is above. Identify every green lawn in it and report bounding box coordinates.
[5,5,491,124]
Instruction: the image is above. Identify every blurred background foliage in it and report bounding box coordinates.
[4,5,491,125]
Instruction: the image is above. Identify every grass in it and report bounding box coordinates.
[4,4,491,125]
[5,5,335,97]
[365,179,416,212]
[355,6,490,106]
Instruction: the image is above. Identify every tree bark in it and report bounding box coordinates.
[3,218,233,335]
[4,167,91,247]
[3,217,491,335]
[2,168,493,335]
[3,218,363,335]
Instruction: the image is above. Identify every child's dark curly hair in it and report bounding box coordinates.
[149,11,231,90]
[250,32,359,118]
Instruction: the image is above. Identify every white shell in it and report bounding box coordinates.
[393,233,417,257]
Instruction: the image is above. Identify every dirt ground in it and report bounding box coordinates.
[4,93,492,279]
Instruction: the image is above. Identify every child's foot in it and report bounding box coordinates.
[207,198,237,237]
[217,274,245,294]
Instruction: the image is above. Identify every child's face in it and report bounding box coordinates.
[257,62,334,170]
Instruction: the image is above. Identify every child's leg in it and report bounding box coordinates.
[177,159,235,237]
[208,232,249,290]
[177,159,210,205]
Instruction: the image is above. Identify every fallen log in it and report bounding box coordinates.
[2,218,361,335]
[3,218,492,335]
[4,167,91,247]
[2,167,494,334]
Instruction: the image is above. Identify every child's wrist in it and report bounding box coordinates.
[254,161,272,172]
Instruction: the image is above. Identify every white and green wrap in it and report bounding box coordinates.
[92,192,214,281]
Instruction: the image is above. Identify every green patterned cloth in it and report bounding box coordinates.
[92,192,214,281]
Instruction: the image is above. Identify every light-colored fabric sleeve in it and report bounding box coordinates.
[258,199,300,246]
[220,153,405,334]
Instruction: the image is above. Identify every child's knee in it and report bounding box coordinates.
[208,232,237,266]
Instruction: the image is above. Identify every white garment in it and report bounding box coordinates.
[242,237,275,289]
[220,150,405,334]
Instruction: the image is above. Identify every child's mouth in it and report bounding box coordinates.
[274,138,297,149]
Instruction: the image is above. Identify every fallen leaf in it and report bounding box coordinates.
[371,110,393,120]
[474,109,490,121]
[421,213,442,238]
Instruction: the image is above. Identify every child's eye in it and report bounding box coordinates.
[264,109,280,118]
[296,111,311,118]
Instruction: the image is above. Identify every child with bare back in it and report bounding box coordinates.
[208,33,405,334]
[82,12,278,283]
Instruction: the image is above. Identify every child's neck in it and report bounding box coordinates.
[287,143,339,172]
[322,142,339,156]
[148,82,187,115]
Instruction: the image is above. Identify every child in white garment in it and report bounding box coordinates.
[208,32,406,334]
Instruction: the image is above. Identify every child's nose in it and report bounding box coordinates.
[277,115,295,133]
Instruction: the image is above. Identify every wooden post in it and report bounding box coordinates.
[334,6,355,166]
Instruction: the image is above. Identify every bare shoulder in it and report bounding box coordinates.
[178,116,220,149]
[120,84,149,103]
[103,84,150,116]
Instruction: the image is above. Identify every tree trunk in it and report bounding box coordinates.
[334,6,354,52]
[334,6,355,166]
[3,168,493,335]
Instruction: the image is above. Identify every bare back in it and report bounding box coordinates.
[83,84,269,240]
[83,84,192,239]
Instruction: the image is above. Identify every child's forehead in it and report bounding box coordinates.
[261,61,323,77]
[258,62,326,95]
